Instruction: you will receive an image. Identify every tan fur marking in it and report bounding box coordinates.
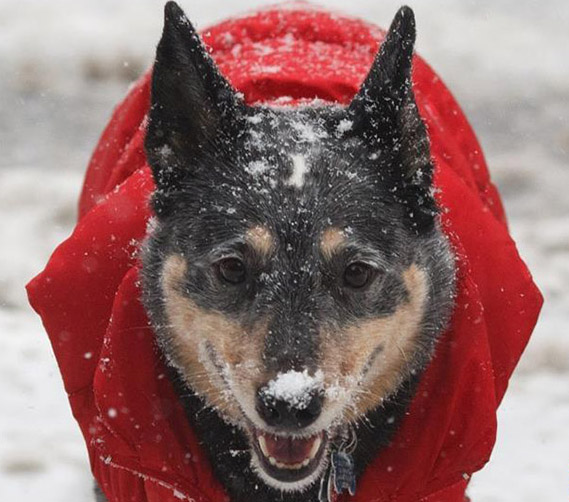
[319,264,428,420]
[320,227,346,259]
[245,225,274,257]
[161,255,269,422]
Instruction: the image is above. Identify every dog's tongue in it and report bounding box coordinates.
[258,431,321,464]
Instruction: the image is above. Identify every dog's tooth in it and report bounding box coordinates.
[308,436,322,460]
[259,433,322,470]
[275,460,303,470]
[257,435,270,458]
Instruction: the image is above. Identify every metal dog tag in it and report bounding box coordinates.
[331,450,356,496]
[318,450,356,502]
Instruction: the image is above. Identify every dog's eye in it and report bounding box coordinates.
[343,262,374,289]
[217,258,246,284]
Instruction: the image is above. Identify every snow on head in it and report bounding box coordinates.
[291,120,328,143]
[286,154,309,188]
[262,369,324,409]
[245,159,271,177]
[246,114,263,125]
[158,144,173,159]
[336,118,353,134]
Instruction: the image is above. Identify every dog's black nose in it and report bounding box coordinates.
[255,387,323,429]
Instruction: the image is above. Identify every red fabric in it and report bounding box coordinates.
[27,5,542,502]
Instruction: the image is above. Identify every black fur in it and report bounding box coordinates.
[145,1,246,216]
[349,5,437,234]
[116,3,459,502]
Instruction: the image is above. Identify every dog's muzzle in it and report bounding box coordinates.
[247,384,329,486]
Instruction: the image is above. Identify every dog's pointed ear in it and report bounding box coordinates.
[349,6,437,233]
[145,1,244,207]
[349,6,416,128]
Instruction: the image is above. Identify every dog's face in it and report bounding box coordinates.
[143,2,455,493]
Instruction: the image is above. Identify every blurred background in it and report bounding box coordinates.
[0,1,567,500]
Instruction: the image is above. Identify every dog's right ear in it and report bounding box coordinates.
[349,7,437,234]
[145,1,244,214]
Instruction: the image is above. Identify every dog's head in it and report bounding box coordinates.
[143,2,455,492]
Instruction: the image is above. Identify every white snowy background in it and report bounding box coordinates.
[0,1,567,501]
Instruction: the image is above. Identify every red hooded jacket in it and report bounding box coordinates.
[27,5,542,502]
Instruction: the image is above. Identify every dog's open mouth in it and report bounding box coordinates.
[251,428,328,483]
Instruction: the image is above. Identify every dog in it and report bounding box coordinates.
[27,2,542,502]
[138,2,454,501]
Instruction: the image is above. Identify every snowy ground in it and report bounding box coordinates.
[1,1,568,501]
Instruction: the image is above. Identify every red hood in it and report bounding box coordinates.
[27,5,542,502]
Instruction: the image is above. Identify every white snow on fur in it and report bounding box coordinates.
[286,154,309,188]
[263,370,323,409]
[291,121,328,142]
[245,159,271,176]
[336,118,353,134]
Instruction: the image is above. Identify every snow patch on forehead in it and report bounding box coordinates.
[246,114,263,125]
[263,369,324,409]
[336,118,353,134]
[286,154,309,188]
[245,159,271,177]
[291,120,328,143]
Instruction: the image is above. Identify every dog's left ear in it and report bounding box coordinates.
[145,1,244,215]
[349,6,437,233]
